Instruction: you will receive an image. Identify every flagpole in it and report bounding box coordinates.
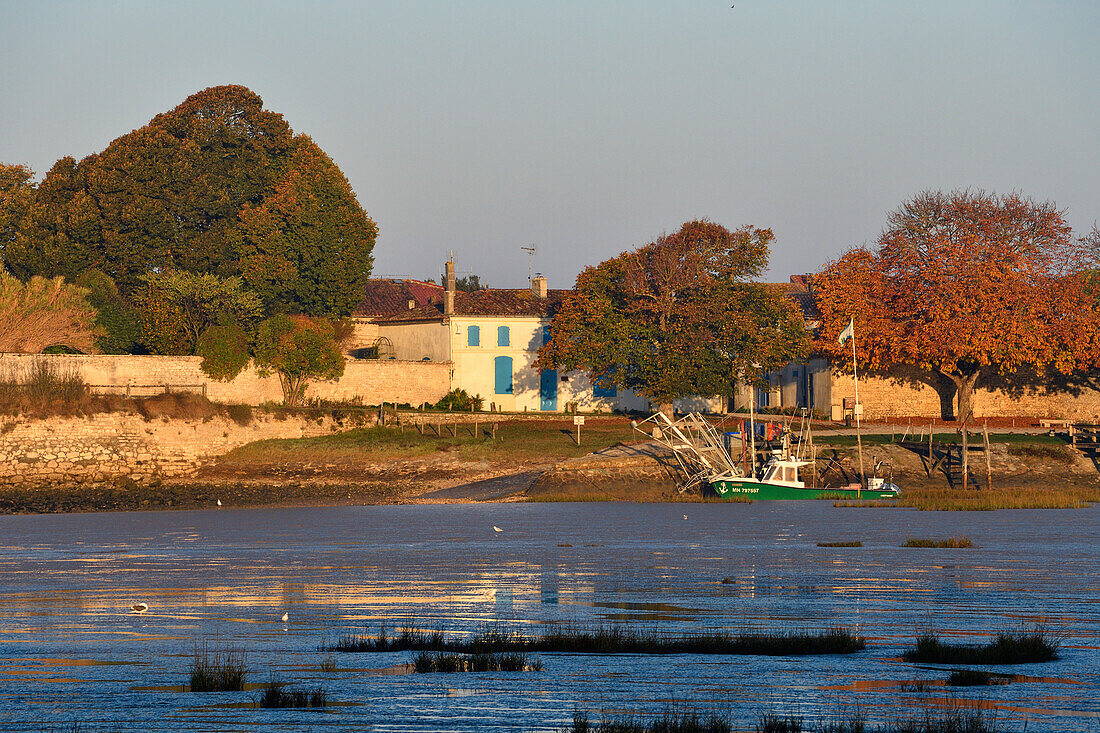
[851,319,865,491]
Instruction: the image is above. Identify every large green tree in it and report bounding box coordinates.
[230,136,377,315]
[1,85,376,315]
[133,270,263,355]
[538,220,809,411]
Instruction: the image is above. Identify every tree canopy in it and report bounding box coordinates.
[537,220,809,407]
[0,85,376,316]
[813,190,1100,420]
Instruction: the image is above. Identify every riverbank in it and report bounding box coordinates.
[2,416,1099,513]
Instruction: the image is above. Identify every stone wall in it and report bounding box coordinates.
[0,412,343,486]
[0,353,452,407]
[830,371,1100,421]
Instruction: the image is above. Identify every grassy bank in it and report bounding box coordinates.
[329,623,866,656]
[215,418,637,470]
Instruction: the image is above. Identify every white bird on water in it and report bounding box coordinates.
[131,602,148,613]
[216,499,222,506]
[281,612,289,622]
[492,526,503,533]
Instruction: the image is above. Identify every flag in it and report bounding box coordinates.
[838,317,854,345]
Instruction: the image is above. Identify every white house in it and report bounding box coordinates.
[373,259,649,413]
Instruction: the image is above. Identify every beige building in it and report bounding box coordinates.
[374,260,650,413]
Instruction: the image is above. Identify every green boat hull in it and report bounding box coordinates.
[709,479,898,501]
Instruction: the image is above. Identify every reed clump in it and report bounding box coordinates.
[754,707,1004,732]
[412,650,542,673]
[188,644,246,692]
[330,622,865,656]
[817,541,862,547]
[903,536,974,548]
[947,669,1010,687]
[903,630,1059,665]
[568,710,732,733]
[257,677,327,708]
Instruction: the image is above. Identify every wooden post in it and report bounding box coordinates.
[928,423,933,462]
[961,425,968,490]
[983,421,992,490]
[451,420,457,438]
[474,416,478,438]
[810,425,817,487]
[492,422,498,440]
[436,417,441,436]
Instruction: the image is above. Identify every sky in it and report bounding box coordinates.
[2,0,1097,289]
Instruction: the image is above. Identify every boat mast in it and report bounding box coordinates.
[749,383,757,478]
[851,319,865,488]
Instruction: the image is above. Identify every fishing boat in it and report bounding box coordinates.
[635,410,900,500]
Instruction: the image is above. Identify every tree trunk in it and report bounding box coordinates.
[949,372,980,424]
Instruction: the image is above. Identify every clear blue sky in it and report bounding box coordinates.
[2,1,1097,288]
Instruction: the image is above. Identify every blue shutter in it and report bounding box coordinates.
[497,325,510,347]
[494,356,513,395]
[542,325,551,345]
[467,325,480,347]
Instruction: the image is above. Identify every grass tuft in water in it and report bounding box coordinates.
[947,669,1010,687]
[318,654,337,672]
[567,710,733,733]
[258,675,328,708]
[330,621,865,656]
[903,630,1058,665]
[754,706,1003,733]
[188,643,246,692]
[412,650,542,673]
[817,541,863,547]
[902,536,974,548]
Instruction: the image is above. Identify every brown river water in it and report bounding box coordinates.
[0,502,1097,731]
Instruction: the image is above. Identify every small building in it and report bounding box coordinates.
[347,278,445,358]
[374,260,648,412]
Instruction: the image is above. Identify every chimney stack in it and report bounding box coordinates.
[532,274,548,299]
[444,257,456,315]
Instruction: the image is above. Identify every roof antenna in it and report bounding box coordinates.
[521,245,536,285]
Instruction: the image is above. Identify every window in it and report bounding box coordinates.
[756,387,771,408]
[497,325,510,347]
[542,325,551,345]
[494,356,513,395]
[467,325,480,347]
[593,375,616,399]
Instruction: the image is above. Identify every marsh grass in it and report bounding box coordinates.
[754,707,1004,733]
[257,676,327,708]
[947,669,1011,687]
[817,541,863,547]
[319,654,337,672]
[897,485,1099,510]
[411,651,542,673]
[567,711,733,733]
[188,644,246,692]
[330,622,865,656]
[903,630,1059,665]
[0,359,90,416]
[903,536,974,548]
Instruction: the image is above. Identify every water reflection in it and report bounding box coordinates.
[0,503,1095,731]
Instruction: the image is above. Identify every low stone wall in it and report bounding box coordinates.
[0,353,452,407]
[0,412,340,487]
[831,372,1100,421]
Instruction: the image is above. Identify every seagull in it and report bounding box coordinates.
[683,514,688,520]
[216,499,222,506]
[281,612,289,623]
[492,526,503,533]
[131,602,148,613]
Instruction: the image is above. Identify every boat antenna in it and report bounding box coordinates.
[749,379,757,478]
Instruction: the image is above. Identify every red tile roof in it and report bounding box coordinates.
[374,288,569,323]
[354,279,445,317]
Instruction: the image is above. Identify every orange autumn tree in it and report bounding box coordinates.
[813,190,1100,421]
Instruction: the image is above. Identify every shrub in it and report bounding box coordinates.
[196,322,251,381]
[433,388,484,411]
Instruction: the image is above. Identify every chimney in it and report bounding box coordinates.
[532,274,547,299]
[407,298,416,310]
[444,257,456,315]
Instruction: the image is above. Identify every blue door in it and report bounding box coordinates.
[540,369,558,411]
[494,356,513,395]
